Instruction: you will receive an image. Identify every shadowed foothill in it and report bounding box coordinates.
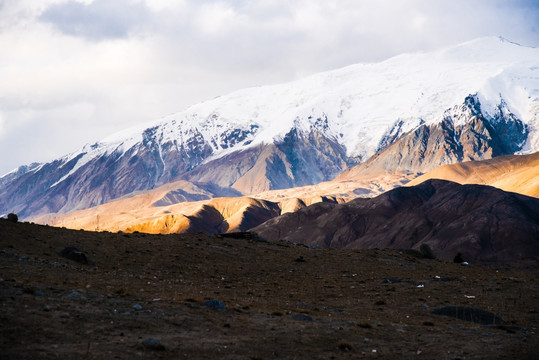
[253,180,539,262]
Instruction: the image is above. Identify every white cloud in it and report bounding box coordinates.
[194,2,240,36]
[0,0,538,174]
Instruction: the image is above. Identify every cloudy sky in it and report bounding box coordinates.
[1,0,538,174]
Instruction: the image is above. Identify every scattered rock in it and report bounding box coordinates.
[453,253,464,263]
[142,338,165,351]
[201,299,226,311]
[66,291,85,301]
[133,304,143,310]
[291,314,313,321]
[6,213,18,223]
[294,256,305,262]
[431,306,504,325]
[337,339,353,351]
[58,247,95,265]
[419,244,436,259]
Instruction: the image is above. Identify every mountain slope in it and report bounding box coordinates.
[1,36,538,219]
[35,164,415,233]
[350,95,529,173]
[35,181,344,234]
[407,152,539,197]
[252,180,539,262]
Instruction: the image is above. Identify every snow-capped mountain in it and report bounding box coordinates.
[1,36,538,219]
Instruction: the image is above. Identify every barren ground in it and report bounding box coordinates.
[1,219,537,359]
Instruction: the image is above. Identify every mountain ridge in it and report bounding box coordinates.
[1,36,538,219]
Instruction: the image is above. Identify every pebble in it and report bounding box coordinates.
[66,291,84,301]
[201,299,226,312]
[133,304,143,310]
[142,338,165,351]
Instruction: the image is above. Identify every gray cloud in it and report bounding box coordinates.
[39,0,149,40]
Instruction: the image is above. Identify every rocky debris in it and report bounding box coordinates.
[6,213,18,223]
[141,338,165,351]
[58,247,95,265]
[431,306,505,325]
[200,299,226,312]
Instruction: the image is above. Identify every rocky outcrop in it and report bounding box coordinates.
[252,179,539,262]
[183,128,354,194]
[365,95,528,172]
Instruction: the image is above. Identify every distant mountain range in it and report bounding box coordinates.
[37,151,537,237]
[1,36,538,219]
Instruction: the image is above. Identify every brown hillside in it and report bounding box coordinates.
[253,180,539,262]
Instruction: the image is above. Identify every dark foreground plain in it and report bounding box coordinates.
[0,219,537,359]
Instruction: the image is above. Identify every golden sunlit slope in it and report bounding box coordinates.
[35,185,344,234]
[407,152,539,197]
[35,169,416,234]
